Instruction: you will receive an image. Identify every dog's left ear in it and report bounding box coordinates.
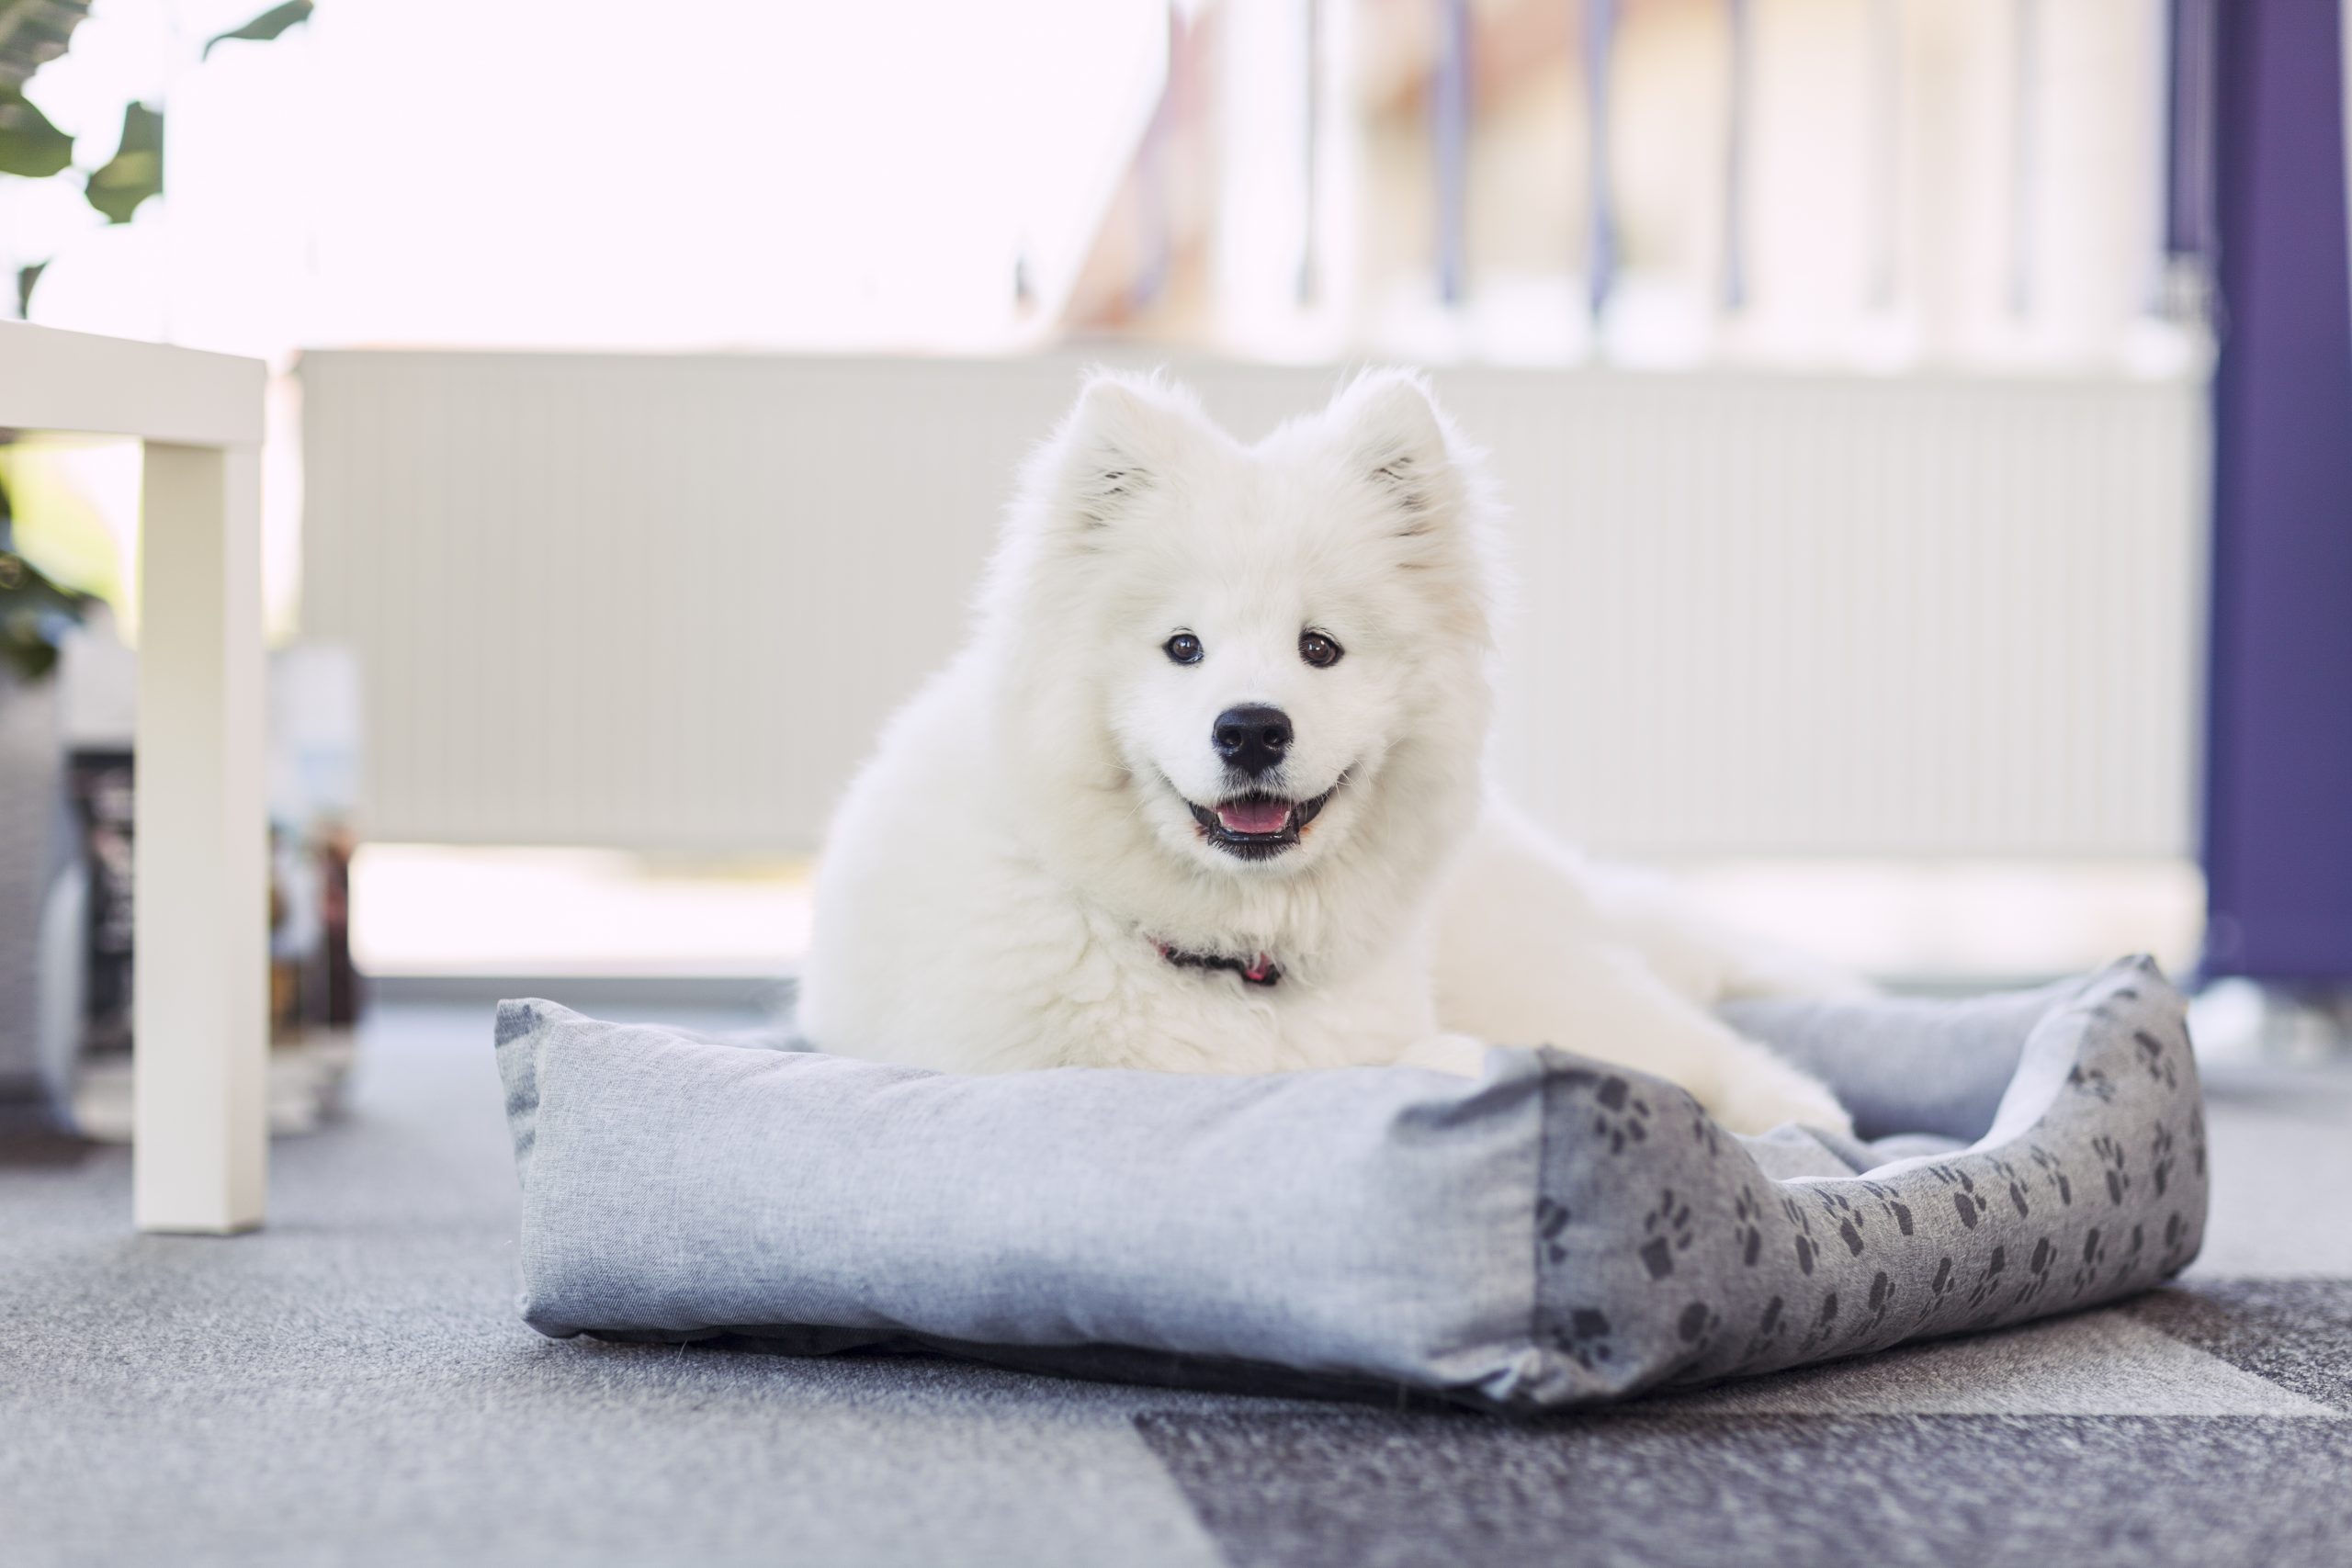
[1327,368,1463,528]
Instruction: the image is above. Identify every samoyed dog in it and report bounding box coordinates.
[798,368,1856,1135]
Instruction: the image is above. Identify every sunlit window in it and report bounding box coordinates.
[7,0,2203,373]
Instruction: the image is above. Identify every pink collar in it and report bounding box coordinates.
[1155,940,1283,987]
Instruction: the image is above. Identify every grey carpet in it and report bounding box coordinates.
[4,1002,2348,1567]
[1137,1412,2352,1568]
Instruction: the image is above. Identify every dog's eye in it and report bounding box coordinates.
[1298,631,1343,669]
[1164,633,1204,665]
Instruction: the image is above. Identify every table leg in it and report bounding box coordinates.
[132,442,266,1234]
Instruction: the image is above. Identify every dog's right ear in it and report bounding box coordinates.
[1041,370,1208,531]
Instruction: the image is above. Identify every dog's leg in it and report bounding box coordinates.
[1432,938,1850,1135]
[1393,1032,1496,1077]
[1432,806,1852,1135]
[1581,858,1877,1003]
[1456,801,1869,1005]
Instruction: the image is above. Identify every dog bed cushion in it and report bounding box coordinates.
[492,956,2206,1412]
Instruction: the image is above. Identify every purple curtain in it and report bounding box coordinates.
[2201,0,2352,980]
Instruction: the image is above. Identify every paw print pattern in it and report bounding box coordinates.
[1985,1157,2032,1220]
[1638,1189,1695,1280]
[1862,1270,1895,1333]
[1536,1197,1572,1265]
[1795,1292,1841,1356]
[1687,1109,1721,1159]
[2012,1235,2054,1307]
[1931,1165,1984,1230]
[2068,1063,2118,1103]
[2092,1135,2132,1205]
[1547,973,2206,1385]
[1677,1301,1723,1356]
[2132,1027,2180,1091]
[2072,1226,2108,1295]
[2162,1211,2192,1270]
[1856,1179,1915,1236]
[2149,1122,2177,1198]
[1781,1194,1817,1275]
[1965,1246,2008,1310]
[2028,1144,2075,1207]
[1732,1189,1766,1267]
[1813,1188,1869,1257]
[1589,1076,1652,1155]
[1553,1307,1614,1371]
[1736,1294,1788,1369]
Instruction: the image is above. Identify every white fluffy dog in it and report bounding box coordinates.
[798,369,1856,1135]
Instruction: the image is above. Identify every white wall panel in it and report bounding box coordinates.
[300,352,2203,858]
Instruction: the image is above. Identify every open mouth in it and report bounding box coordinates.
[1185,783,1339,861]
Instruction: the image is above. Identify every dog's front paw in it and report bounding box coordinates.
[1708,1058,1854,1139]
[1394,1032,1492,1078]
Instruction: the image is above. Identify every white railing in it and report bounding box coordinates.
[0,321,270,1235]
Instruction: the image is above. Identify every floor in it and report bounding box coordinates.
[5,1001,2350,1568]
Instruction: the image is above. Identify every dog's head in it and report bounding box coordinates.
[984,368,1503,890]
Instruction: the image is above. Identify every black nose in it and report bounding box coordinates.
[1213,705,1293,777]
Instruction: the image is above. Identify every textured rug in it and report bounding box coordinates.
[4,1003,2347,1568]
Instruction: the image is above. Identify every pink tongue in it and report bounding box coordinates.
[1216,798,1293,835]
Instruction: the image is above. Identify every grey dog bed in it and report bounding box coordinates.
[492,956,2207,1413]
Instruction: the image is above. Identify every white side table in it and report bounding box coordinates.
[0,321,269,1233]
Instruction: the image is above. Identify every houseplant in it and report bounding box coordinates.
[0,489,87,1103]
[2,0,312,1107]
[2,0,313,315]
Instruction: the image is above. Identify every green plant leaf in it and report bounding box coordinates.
[201,0,312,60]
[0,0,94,95]
[0,4,90,178]
[0,499,93,682]
[0,85,70,175]
[84,100,160,224]
[15,257,43,315]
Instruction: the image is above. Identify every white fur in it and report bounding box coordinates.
[797,369,1860,1135]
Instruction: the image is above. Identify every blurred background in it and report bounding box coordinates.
[2,0,2346,1134]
